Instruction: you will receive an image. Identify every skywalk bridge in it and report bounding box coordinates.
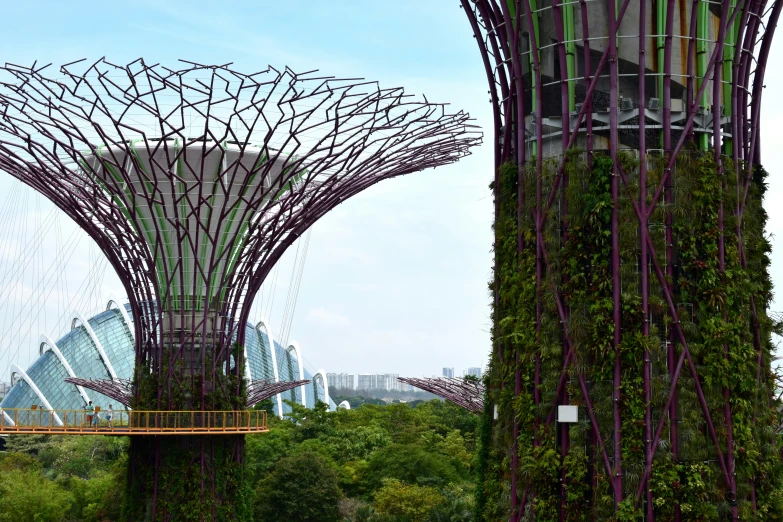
[0,408,268,435]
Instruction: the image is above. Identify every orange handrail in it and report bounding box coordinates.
[0,408,267,435]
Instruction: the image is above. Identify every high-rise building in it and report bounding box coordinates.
[356,373,400,392]
[357,374,376,391]
[326,373,354,390]
[442,367,455,378]
[465,367,481,379]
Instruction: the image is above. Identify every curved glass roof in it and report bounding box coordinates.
[1,302,333,418]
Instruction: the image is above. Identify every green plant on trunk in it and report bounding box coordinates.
[123,342,251,522]
[477,150,783,522]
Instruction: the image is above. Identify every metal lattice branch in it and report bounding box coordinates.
[64,377,133,407]
[0,58,480,409]
[398,377,485,413]
[246,379,311,408]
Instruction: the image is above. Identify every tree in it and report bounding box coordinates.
[365,443,460,492]
[254,451,342,522]
[0,469,71,522]
[373,479,443,521]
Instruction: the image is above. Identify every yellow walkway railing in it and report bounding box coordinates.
[0,408,267,435]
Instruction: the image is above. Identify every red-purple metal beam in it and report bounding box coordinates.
[246,379,312,408]
[397,377,485,413]
[64,377,133,407]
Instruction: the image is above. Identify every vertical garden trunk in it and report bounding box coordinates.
[125,435,250,522]
[461,0,783,519]
[478,153,782,521]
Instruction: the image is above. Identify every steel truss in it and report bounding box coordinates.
[397,377,485,413]
[460,0,782,520]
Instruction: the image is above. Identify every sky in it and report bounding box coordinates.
[0,1,781,381]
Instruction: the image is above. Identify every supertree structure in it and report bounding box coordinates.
[461,1,782,520]
[0,58,480,520]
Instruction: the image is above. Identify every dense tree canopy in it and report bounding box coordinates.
[254,451,342,522]
[0,398,477,521]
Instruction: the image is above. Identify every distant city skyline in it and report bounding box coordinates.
[328,366,483,391]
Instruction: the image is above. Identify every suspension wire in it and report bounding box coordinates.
[278,237,303,346]
[7,241,109,382]
[0,225,86,374]
[264,261,283,329]
[0,206,62,301]
[0,183,23,374]
[280,230,311,348]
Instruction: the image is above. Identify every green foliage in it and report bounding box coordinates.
[0,469,72,522]
[332,394,388,408]
[125,344,251,521]
[255,451,343,522]
[2,397,477,521]
[123,435,252,522]
[373,479,444,521]
[365,443,461,491]
[480,152,783,520]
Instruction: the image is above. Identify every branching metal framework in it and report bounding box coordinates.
[65,377,133,407]
[246,378,311,408]
[0,58,480,516]
[0,58,480,410]
[461,1,781,520]
[397,377,485,413]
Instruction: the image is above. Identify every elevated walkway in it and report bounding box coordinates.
[0,408,267,435]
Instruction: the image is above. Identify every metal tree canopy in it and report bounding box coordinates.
[0,58,480,520]
[460,1,782,521]
[397,377,484,413]
[0,58,480,405]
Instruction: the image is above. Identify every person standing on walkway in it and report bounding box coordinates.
[85,401,94,427]
[105,404,114,428]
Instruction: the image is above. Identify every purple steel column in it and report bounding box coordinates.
[662,6,680,516]
[638,0,653,518]
[608,0,623,506]
[520,1,544,517]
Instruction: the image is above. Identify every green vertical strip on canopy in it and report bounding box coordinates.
[696,0,709,150]
[657,0,667,147]
[129,141,177,310]
[215,150,269,308]
[525,0,541,152]
[564,0,576,111]
[174,139,189,312]
[723,0,739,155]
[196,145,223,311]
[204,141,228,312]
